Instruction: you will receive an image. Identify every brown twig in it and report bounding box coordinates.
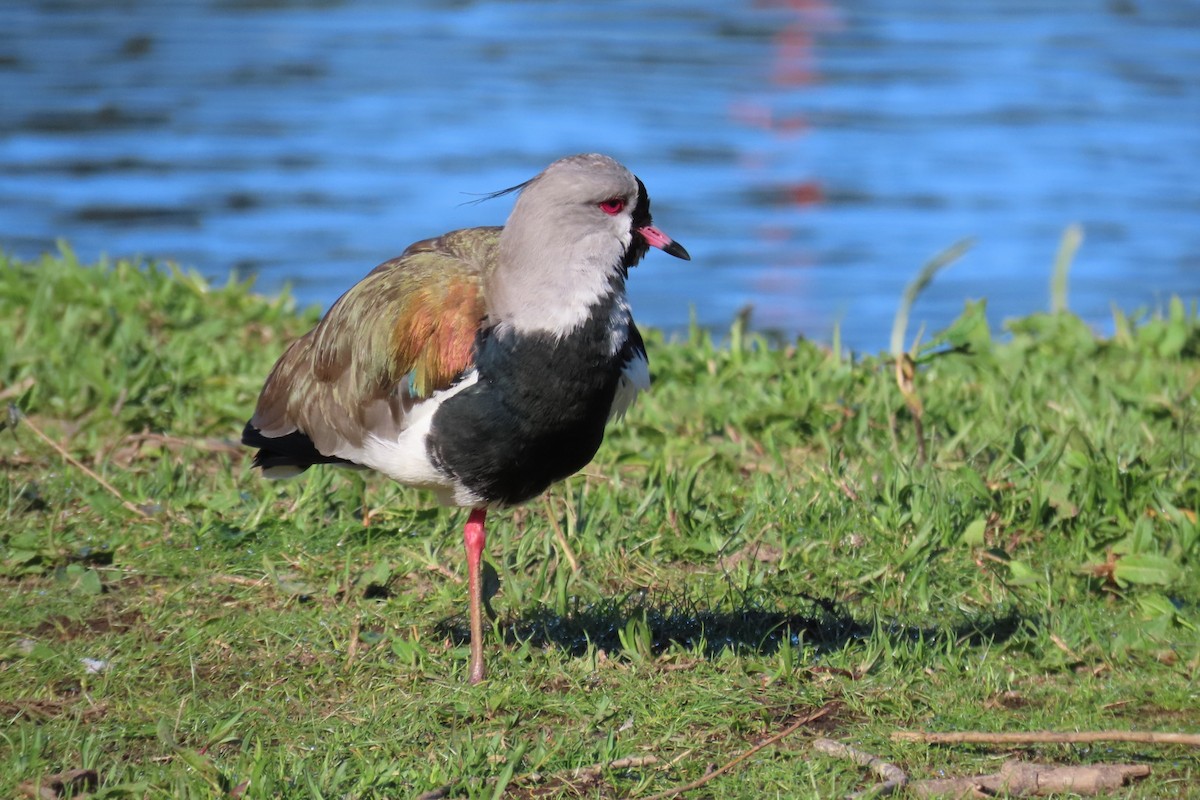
[910,760,1150,798]
[639,702,837,800]
[892,730,1200,747]
[15,410,150,519]
[819,734,1155,798]
[813,737,908,797]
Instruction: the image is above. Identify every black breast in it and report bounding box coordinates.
[427,293,635,506]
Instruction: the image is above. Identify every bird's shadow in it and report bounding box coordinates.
[435,589,1030,660]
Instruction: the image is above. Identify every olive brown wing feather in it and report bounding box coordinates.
[242,227,497,473]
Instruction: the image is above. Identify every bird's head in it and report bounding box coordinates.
[489,154,689,336]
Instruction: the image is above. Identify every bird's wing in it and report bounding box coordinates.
[248,227,498,458]
[609,322,650,421]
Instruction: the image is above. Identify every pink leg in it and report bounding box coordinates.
[463,507,488,684]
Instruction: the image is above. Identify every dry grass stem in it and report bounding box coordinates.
[543,496,580,574]
[15,410,150,519]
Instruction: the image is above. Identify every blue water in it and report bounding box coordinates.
[2,0,1198,351]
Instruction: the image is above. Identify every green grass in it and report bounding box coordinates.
[1,245,1198,798]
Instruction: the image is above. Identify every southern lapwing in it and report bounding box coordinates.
[242,153,689,683]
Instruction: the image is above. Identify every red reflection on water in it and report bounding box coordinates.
[771,24,817,86]
[741,0,841,205]
[788,180,824,206]
[729,101,810,138]
[735,0,842,335]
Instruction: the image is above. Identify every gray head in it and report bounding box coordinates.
[488,153,688,337]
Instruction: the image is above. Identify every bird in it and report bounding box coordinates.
[241,153,689,683]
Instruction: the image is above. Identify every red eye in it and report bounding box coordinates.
[598,197,626,215]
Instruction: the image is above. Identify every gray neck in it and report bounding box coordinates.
[486,225,631,338]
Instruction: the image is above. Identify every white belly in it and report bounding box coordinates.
[331,370,484,507]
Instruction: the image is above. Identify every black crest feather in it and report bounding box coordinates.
[460,178,533,207]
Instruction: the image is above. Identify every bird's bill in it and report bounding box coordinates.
[638,225,691,261]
